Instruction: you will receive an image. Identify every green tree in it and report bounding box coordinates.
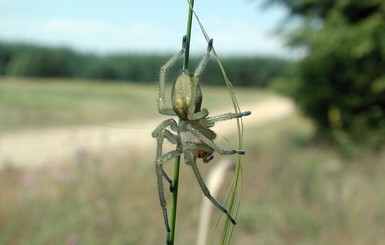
[6,46,80,77]
[0,42,289,86]
[268,0,385,154]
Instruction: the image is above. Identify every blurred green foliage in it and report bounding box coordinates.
[0,42,289,87]
[268,0,385,155]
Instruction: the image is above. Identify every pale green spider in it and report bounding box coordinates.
[152,36,251,243]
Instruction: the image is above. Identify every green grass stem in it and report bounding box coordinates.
[168,1,195,244]
[183,0,195,70]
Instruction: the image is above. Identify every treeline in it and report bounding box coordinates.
[0,42,289,87]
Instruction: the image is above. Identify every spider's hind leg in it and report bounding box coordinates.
[184,150,237,225]
[187,124,246,155]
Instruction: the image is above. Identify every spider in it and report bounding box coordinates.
[152,36,251,243]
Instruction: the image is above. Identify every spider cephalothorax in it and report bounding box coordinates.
[152,36,251,244]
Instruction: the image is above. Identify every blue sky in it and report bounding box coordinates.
[0,0,295,57]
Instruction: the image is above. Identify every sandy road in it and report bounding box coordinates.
[0,97,294,169]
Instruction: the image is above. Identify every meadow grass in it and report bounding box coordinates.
[1,78,385,244]
[0,77,157,131]
[0,77,269,132]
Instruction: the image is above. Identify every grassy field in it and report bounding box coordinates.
[1,78,385,245]
[0,77,159,131]
[0,77,270,132]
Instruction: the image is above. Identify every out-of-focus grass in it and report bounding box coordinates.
[237,115,385,245]
[0,77,157,131]
[0,77,269,132]
[1,78,384,244]
[1,112,385,244]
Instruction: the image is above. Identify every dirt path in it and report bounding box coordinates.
[0,97,294,169]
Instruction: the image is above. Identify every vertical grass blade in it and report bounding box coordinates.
[168,1,195,244]
[185,1,246,244]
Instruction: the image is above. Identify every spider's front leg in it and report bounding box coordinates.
[193,39,213,79]
[158,36,186,116]
[186,39,214,121]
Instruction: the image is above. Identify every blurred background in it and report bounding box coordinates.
[1,0,385,244]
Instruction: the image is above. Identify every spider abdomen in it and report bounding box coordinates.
[171,70,203,120]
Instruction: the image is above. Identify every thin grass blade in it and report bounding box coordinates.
[186,1,246,244]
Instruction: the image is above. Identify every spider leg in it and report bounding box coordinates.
[190,108,209,121]
[154,129,178,189]
[184,143,215,163]
[193,39,213,78]
[152,118,178,138]
[184,150,237,225]
[186,39,213,121]
[185,74,208,121]
[195,126,217,140]
[187,124,246,155]
[159,36,187,116]
[200,111,251,127]
[155,149,182,244]
[153,119,180,190]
